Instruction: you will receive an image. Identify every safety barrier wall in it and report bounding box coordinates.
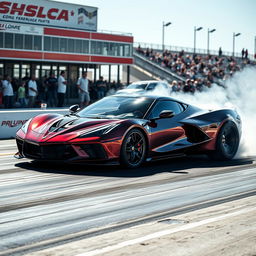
[0,109,69,139]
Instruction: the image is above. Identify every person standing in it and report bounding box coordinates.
[77,71,90,107]
[28,75,38,108]
[96,76,106,99]
[2,75,14,108]
[38,75,47,103]
[241,48,245,59]
[245,49,248,59]
[17,81,26,107]
[46,72,58,107]
[57,71,67,107]
[218,47,222,57]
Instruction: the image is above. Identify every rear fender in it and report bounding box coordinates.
[199,118,239,151]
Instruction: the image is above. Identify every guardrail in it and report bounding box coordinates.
[133,52,185,82]
[134,42,255,60]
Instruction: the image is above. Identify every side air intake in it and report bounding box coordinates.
[183,124,209,143]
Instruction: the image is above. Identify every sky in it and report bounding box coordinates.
[57,0,256,56]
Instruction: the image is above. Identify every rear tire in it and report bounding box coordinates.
[208,121,239,160]
[120,129,147,168]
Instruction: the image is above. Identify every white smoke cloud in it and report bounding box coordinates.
[149,67,256,157]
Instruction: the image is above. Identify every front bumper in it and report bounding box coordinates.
[16,137,109,162]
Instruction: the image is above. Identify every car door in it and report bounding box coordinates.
[147,100,186,154]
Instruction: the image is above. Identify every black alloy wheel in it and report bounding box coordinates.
[120,129,146,168]
[208,121,239,160]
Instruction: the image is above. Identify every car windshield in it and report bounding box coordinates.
[127,83,148,89]
[146,83,158,90]
[147,83,168,91]
[77,96,154,119]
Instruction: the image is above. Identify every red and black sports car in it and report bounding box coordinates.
[16,95,241,168]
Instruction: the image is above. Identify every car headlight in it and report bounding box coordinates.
[21,118,32,133]
[79,123,119,138]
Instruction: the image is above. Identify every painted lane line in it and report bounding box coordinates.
[0,153,16,156]
[0,154,17,159]
[76,207,256,256]
[0,166,19,171]
[0,144,16,147]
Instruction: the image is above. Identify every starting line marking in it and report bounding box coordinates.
[76,207,256,256]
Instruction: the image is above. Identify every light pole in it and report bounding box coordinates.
[254,36,256,57]
[162,21,171,52]
[194,26,203,54]
[207,28,216,54]
[232,32,241,57]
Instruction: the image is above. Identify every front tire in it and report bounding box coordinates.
[208,121,239,160]
[120,129,147,168]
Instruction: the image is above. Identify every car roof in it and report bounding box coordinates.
[111,94,187,104]
[131,80,167,84]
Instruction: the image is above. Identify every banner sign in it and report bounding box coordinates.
[0,21,43,34]
[0,109,68,139]
[0,0,97,31]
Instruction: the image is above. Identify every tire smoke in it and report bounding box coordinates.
[149,67,256,157]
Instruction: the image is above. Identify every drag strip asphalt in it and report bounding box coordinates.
[0,139,255,256]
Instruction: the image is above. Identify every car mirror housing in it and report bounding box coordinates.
[69,104,80,114]
[149,110,175,124]
[159,110,174,119]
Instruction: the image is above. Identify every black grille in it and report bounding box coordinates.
[23,142,77,160]
[16,140,107,161]
[41,145,76,160]
[79,144,107,159]
[23,142,42,159]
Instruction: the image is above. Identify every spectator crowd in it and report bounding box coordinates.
[0,72,124,109]
[136,45,256,93]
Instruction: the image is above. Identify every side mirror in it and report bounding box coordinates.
[69,104,80,114]
[159,110,175,119]
[149,110,175,124]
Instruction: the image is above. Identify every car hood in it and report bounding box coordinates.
[24,114,122,142]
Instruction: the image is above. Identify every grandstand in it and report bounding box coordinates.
[133,42,256,93]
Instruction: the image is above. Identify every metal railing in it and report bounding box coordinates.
[97,30,133,36]
[133,52,185,82]
[134,42,254,60]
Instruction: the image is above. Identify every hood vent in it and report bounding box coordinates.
[49,119,76,133]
